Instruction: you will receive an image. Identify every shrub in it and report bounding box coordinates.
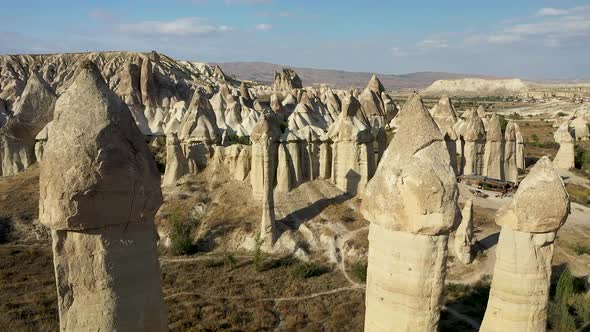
[507,112,523,120]
[574,145,590,172]
[557,112,568,117]
[254,233,266,272]
[0,217,12,244]
[550,268,578,332]
[350,261,368,283]
[292,262,329,279]
[573,243,590,256]
[531,134,540,143]
[168,208,199,255]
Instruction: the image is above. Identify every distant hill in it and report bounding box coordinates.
[213,61,499,91]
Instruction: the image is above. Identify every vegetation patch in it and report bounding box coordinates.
[350,261,368,283]
[292,262,330,279]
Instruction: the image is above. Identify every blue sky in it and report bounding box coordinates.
[2,0,590,79]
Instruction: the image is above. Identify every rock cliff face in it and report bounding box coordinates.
[39,61,167,331]
[360,94,459,332]
[272,68,303,91]
[480,157,570,332]
[423,78,528,96]
[0,72,56,176]
[553,122,575,169]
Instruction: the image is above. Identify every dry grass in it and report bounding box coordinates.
[0,245,58,331]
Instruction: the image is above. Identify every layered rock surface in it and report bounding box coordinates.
[360,94,459,332]
[480,157,570,332]
[39,61,167,331]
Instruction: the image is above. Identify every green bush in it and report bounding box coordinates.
[507,112,523,120]
[574,145,590,172]
[573,243,590,256]
[350,261,368,283]
[168,209,200,255]
[557,112,568,117]
[0,217,12,244]
[254,233,266,272]
[292,262,329,279]
[549,268,590,331]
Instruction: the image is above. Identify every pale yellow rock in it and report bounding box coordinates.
[0,72,56,176]
[431,95,459,173]
[163,132,188,186]
[250,113,281,200]
[360,93,459,332]
[461,109,486,176]
[481,157,570,332]
[454,199,474,264]
[504,122,519,183]
[515,124,525,170]
[327,95,375,195]
[39,61,167,331]
[483,114,505,180]
[553,122,575,170]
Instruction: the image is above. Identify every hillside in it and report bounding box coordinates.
[213,61,497,91]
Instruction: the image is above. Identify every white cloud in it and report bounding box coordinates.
[536,8,569,17]
[255,23,272,30]
[464,6,590,46]
[118,18,232,36]
[417,39,448,49]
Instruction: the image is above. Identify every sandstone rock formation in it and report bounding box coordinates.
[273,68,302,91]
[327,95,375,195]
[360,93,459,332]
[461,109,486,176]
[454,199,474,264]
[515,124,525,170]
[504,122,519,183]
[482,114,504,180]
[250,113,281,200]
[163,132,188,185]
[39,61,167,331]
[553,122,575,170]
[480,157,570,332]
[251,113,281,245]
[571,117,589,141]
[423,78,528,96]
[431,95,459,173]
[0,72,56,176]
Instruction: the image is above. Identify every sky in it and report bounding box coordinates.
[1,0,590,79]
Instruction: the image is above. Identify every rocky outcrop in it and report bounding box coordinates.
[482,114,504,180]
[516,124,525,170]
[179,92,219,173]
[360,94,459,332]
[571,117,589,141]
[328,95,375,195]
[423,78,528,96]
[454,199,474,265]
[273,68,302,91]
[431,95,459,173]
[461,109,486,176]
[553,122,575,170]
[39,61,167,331]
[251,113,281,245]
[0,72,57,176]
[163,133,188,186]
[480,157,570,332]
[358,75,386,128]
[250,113,281,201]
[34,122,50,162]
[504,122,518,183]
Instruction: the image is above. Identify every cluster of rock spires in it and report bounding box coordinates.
[428,96,525,183]
[3,52,574,331]
[272,68,302,91]
[360,94,570,332]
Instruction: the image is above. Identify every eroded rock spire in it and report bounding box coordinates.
[39,60,167,331]
[360,93,459,331]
